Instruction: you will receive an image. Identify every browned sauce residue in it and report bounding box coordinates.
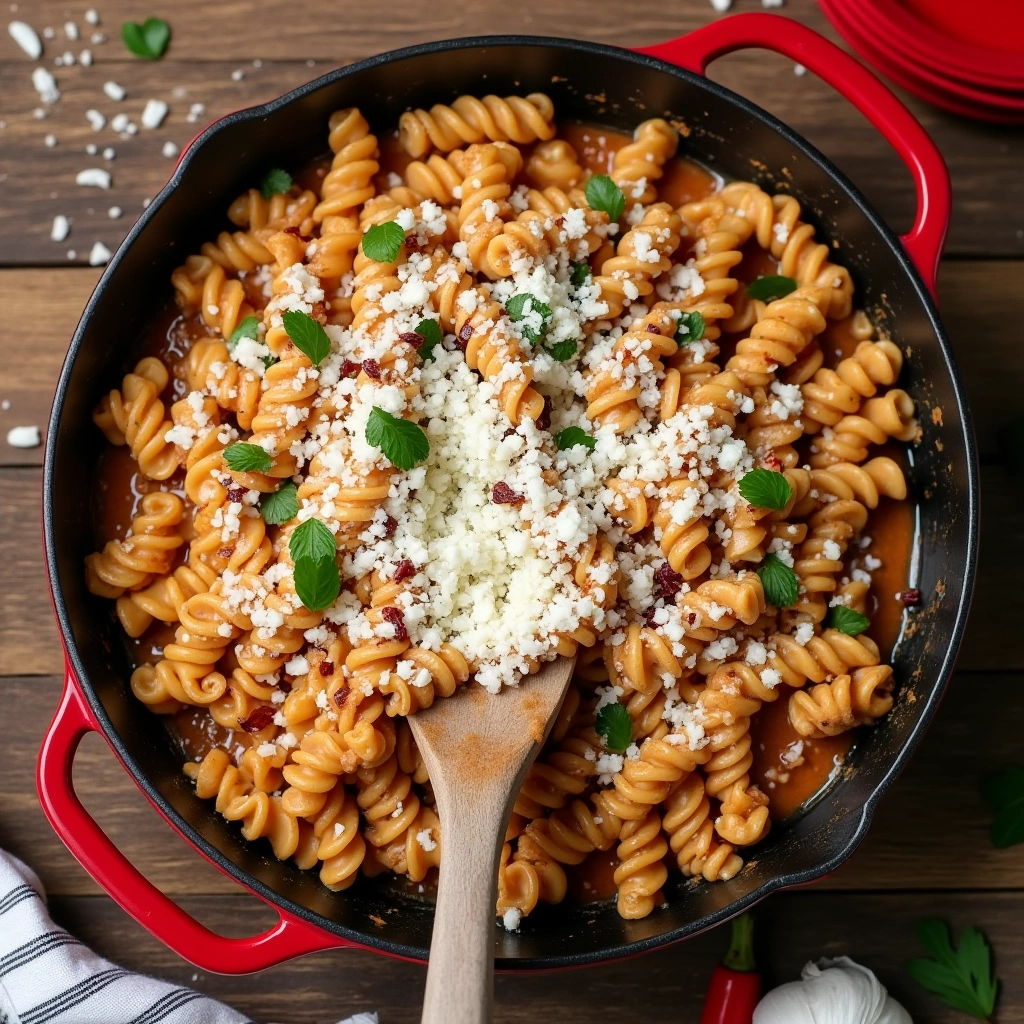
[566,847,619,904]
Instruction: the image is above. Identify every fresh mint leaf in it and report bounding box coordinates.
[260,168,292,200]
[228,316,260,349]
[675,310,705,346]
[547,340,577,362]
[982,766,1024,849]
[908,919,998,1020]
[121,17,169,59]
[223,442,272,475]
[289,518,336,564]
[414,318,443,361]
[585,174,625,221]
[260,482,299,526]
[362,221,405,264]
[570,261,592,288]
[293,555,341,612]
[827,605,871,637]
[365,407,430,471]
[596,702,632,754]
[505,293,552,344]
[746,275,798,303]
[282,309,330,368]
[757,552,799,608]
[554,426,596,451]
[739,468,792,511]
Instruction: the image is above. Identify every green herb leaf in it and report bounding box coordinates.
[827,605,871,637]
[547,340,577,362]
[738,468,792,511]
[554,426,596,452]
[292,555,341,612]
[121,17,170,59]
[585,174,626,221]
[982,766,1024,849]
[746,275,798,303]
[282,309,331,368]
[757,552,799,608]
[675,310,706,346]
[289,517,336,563]
[570,261,592,288]
[414,318,443,361]
[228,316,260,349]
[223,442,272,475]
[259,168,293,200]
[505,293,553,344]
[908,919,998,1020]
[362,221,406,264]
[365,407,430,471]
[596,702,632,754]
[260,482,299,526]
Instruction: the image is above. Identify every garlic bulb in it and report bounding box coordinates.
[753,957,913,1023]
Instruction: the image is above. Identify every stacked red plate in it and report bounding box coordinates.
[817,0,1024,123]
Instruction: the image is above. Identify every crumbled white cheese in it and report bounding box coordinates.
[88,240,111,266]
[141,98,168,129]
[103,80,125,101]
[50,215,70,241]
[32,66,59,104]
[502,908,522,932]
[6,425,40,448]
[75,168,111,189]
[161,140,179,159]
[9,20,42,58]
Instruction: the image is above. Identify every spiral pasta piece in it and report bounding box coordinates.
[399,92,555,158]
[789,665,895,738]
[525,138,584,190]
[662,773,743,881]
[614,808,669,919]
[611,119,679,207]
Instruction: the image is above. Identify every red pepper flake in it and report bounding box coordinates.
[238,705,276,733]
[654,562,683,601]
[762,450,783,472]
[405,235,422,253]
[340,359,361,378]
[537,394,553,432]
[686,612,697,626]
[217,546,234,559]
[226,487,246,503]
[646,323,662,335]
[457,323,474,349]
[333,685,350,708]
[393,558,416,582]
[382,513,398,538]
[319,661,335,676]
[361,358,382,380]
[645,606,661,629]
[399,331,424,349]
[492,481,525,506]
[380,605,408,642]
[898,589,921,605]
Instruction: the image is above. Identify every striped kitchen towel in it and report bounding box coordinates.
[0,847,377,1024]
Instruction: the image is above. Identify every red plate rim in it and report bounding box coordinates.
[818,0,1024,85]
[822,0,1024,110]
[821,12,1024,124]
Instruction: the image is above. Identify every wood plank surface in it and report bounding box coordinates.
[1,0,1022,262]
[45,890,1024,1023]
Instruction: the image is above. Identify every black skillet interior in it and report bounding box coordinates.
[45,36,977,968]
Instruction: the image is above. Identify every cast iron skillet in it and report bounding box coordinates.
[38,13,977,973]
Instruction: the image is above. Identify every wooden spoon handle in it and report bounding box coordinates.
[420,787,505,1024]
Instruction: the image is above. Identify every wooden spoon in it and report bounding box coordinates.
[409,656,576,1024]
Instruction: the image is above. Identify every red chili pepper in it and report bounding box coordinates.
[700,913,761,1024]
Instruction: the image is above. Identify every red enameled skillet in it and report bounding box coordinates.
[37,13,977,974]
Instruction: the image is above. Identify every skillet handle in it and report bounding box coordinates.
[637,12,951,299]
[36,667,354,974]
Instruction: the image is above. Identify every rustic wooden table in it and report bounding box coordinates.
[1,0,1022,1020]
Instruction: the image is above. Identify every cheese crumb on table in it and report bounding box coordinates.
[7,425,40,448]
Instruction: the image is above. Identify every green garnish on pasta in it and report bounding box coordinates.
[228,316,260,348]
[547,341,577,362]
[293,556,341,612]
[362,220,406,263]
[121,17,170,59]
[260,482,299,526]
[289,518,336,563]
[585,174,626,221]
[827,605,871,636]
[413,318,443,361]
[554,426,596,452]
[282,309,330,368]
[757,553,799,608]
[222,442,272,475]
[675,310,705,346]
[505,292,553,343]
[746,275,798,302]
[596,702,632,754]
[569,261,592,287]
[739,468,792,511]
[365,407,430,471]
[260,168,293,200]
